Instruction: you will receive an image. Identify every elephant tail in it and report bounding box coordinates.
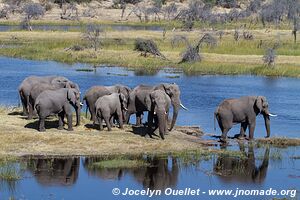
[83,97,88,118]
[214,111,218,132]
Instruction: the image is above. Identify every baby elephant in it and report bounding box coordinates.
[147,90,171,140]
[214,96,277,143]
[35,88,81,132]
[95,93,128,131]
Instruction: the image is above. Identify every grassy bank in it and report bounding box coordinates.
[0,29,300,77]
[0,107,214,157]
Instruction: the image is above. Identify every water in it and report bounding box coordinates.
[0,24,163,32]
[0,56,300,199]
[0,56,299,138]
[0,145,299,200]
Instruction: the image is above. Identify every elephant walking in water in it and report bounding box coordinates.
[214,96,277,143]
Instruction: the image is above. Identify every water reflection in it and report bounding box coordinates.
[131,158,179,190]
[83,157,179,190]
[26,157,80,186]
[214,144,270,184]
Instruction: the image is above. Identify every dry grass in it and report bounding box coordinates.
[0,107,210,157]
[256,137,300,148]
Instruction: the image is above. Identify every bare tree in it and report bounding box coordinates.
[217,30,224,40]
[60,3,79,20]
[82,24,105,51]
[163,2,177,21]
[22,3,45,31]
[263,48,277,67]
[175,34,216,63]
[234,29,240,41]
[134,38,166,59]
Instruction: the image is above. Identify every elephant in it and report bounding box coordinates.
[35,88,81,132]
[146,90,171,139]
[27,157,80,186]
[28,81,80,120]
[83,84,131,124]
[95,93,128,131]
[214,96,277,143]
[214,143,269,183]
[18,75,79,117]
[126,83,187,132]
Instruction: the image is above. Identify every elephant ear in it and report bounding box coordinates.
[145,93,153,111]
[162,84,172,96]
[67,89,76,105]
[119,93,126,102]
[255,96,263,113]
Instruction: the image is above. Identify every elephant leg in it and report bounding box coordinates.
[248,121,256,140]
[89,104,97,124]
[104,116,112,131]
[27,102,33,120]
[58,112,64,130]
[147,112,154,132]
[136,112,143,126]
[110,116,114,127]
[220,128,230,143]
[98,117,103,131]
[238,122,248,139]
[117,111,124,129]
[38,117,46,132]
[66,113,73,131]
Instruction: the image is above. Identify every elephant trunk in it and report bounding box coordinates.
[157,110,166,140]
[169,103,179,131]
[75,106,81,126]
[263,114,270,138]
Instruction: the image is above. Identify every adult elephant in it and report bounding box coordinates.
[83,84,131,124]
[28,81,80,120]
[214,96,277,143]
[146,90,171,139]
[126,83,187,131]
[35,88,81,131]
[18,75,79,117]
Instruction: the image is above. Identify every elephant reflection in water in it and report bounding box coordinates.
[131,158,179,190]
[214,143,270,184]
[27,157,80,186]
[83,157,125,180]
[83,157,179,190]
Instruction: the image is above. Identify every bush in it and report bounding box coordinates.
[134,38,166,59]
[263,48,277,66]
[82,24,105,51]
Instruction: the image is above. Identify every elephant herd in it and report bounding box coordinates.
[18,75,276,142]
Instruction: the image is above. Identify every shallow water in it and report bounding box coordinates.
[0,24,163,32]
[0,145,299,200]
[0,56,299,138]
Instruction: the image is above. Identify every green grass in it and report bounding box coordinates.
[91,159,149,169]
[1,30,300,77]
[0,157,21,181]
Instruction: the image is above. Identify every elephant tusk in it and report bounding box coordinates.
[180,103,188,110]
[124,107,128,111]
[268,113,277,117]
[80,102,83,106]
[154,111,156,115]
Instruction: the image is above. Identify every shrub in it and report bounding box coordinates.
[134,38,166,59]
[263,48,277,67]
